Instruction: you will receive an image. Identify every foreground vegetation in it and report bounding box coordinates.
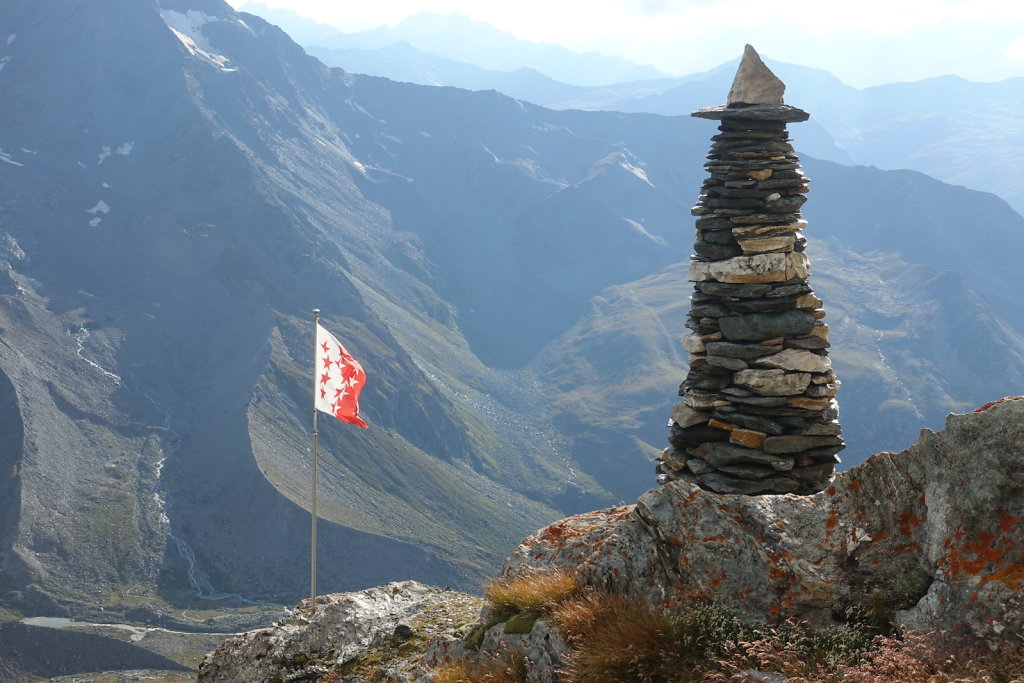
[433,570,1024,682]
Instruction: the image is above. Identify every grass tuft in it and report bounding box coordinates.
[432,649,529,683]
[483,569,579,614]
[555,594,752,683]
[836,631,1024,682]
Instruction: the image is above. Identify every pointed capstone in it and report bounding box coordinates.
[727,44,785,106]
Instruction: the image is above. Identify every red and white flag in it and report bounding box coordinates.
[314,322,368,428]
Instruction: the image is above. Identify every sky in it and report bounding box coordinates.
[226,0,1024,87]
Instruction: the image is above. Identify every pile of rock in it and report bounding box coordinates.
[657,46,843,495]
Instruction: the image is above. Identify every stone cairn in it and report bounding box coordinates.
[657,45,844,495]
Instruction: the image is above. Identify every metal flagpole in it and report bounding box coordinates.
[311,308,320,602]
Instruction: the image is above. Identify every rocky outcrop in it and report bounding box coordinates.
[198,581,482,682]
[509,397,1024,641]
[199,399,1024,682]
[659,46,843,495]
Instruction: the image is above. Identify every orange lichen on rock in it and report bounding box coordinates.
[941,519,1022,588]
[974,396,1024,412]
[896,510,924,538]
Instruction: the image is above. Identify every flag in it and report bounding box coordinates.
[314,322,368,428]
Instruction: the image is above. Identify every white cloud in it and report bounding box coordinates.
[1008,37,1024,59]
[229,0,1024,85]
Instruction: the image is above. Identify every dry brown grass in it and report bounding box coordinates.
[552,590,881,683]
[835,631,1024,683]
[551,587,619,640]
[553,590,755,683]
[432,650,529,683]
[483,569,579,613]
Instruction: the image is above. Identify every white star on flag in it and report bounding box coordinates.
[314,322,368,428]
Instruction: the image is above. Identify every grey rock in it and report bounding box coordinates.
[712,410,784,435]
[697,282,774,298]
[795,420,842,436]
[705,341,782,360]
[733,368,811,395]
[762,435,844,454]
[669,423,729,449]
[717,462,780,480]
[724,296,799,314]
[785,336,830,350]
[685,373,732,391]
[701,229,741,246]
[787,462,836,485]
[755,349,831,373]
[722,395,790,408]
[767,283,811,298]
[671,402,711,428]
[764,196,807,213]
[688,252,809,284]
[699,472,800,494]
[691,302,733,318]
[805,382,840,398]
[696,442,794,471]
[705,355,749,371]
[695,216,737,230]
[729,212,804,225]
[687,457,716,475]
[504,399,1024,645]
[719,310,816,341]
[694,241,744,260]
[199,582,483,683]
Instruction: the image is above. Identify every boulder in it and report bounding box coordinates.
[198,582,483,683]
[504,398,1024,641]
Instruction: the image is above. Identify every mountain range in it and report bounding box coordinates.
[1,0,1023,649]
[250,4,1024,218]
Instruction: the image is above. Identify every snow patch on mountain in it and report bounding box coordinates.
[620,158,654,187]
[86,200,110,215]
[0,149,23,166]
[160,9,236,72]
[99,142,135,164]
[623,217,667,246]
[6,34,14,46]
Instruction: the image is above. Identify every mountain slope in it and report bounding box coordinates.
[2,0,1023,626]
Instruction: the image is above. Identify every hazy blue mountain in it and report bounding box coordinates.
[2,0,1023,654]
[620,64,1024,216]
[237,1,341,45]
[311,11,667,87]
[238,3,1022,214]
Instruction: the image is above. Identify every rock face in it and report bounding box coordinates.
[507,398,1024,644]
[198,581,482,682]
[198,398,1024,682]
[660,54,843,495]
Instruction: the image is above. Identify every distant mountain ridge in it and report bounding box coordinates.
[1,0,1023,638]
[240,3,667,87]
[239,3,1023,216]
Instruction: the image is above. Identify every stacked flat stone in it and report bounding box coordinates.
[657,47,843,495]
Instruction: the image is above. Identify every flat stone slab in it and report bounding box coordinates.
[692,104,810,123]
[688,252,809,284]
[719,310,817,341]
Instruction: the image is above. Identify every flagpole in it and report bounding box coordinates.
[310,308,320,603]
